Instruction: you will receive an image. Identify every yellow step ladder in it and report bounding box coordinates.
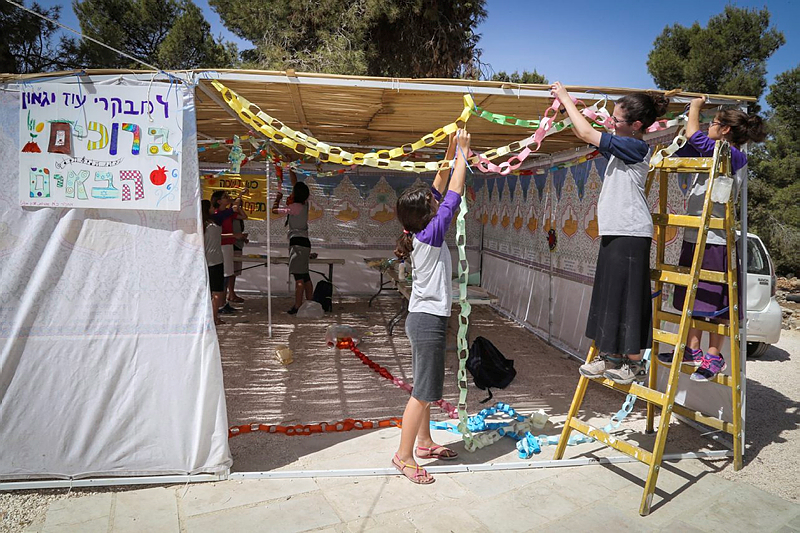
[553,141,743,516]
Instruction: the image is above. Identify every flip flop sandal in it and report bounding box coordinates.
[392,454,434,484]
[416,444,458,460]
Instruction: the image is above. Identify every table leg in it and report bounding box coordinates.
[387,307,408,337]
[369,271,384,307]
[329,263,335,311]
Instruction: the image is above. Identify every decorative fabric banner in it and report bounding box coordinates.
[19,83,183,210]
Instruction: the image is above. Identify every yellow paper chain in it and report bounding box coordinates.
[210,81,611,174]
[211,80,474,172]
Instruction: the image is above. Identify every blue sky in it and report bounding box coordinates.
[40,0,799,93]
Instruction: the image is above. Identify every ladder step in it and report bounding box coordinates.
[652,214,726,231]
[588,376,668,407]
[569,418,653,465]
[671,403,735,435]
[652,156,729,174]
[651,264,728,285]
[655,310,730,336]
[653,329,679,346]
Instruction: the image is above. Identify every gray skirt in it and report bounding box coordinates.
[405,311,448,402]
[288,244,310,275]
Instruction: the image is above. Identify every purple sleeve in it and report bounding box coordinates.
[430,187,442,201]
[211,208,234,225]
[675,131,748,172]
[685,130,716,155]
[416,190,460,247]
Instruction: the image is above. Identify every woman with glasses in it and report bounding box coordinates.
[663,97,766,381]
[552,82,669,385]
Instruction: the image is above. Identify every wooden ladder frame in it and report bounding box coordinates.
[553,141,743,516]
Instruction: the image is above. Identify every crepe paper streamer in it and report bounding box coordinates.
[337,338,458,418]
[211,80,475,173]
[516,432,542,458]
[228,417,402,438]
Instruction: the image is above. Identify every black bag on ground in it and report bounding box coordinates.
[466,336,516,403]
[312,280,333,312]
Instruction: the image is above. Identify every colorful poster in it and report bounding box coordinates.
[201,174,268,220]
[19,83,182,210]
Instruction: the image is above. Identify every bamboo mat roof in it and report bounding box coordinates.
[1,68,756,167]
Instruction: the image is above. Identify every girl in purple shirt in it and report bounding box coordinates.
[391,130,470,484]
[663,97,765,381]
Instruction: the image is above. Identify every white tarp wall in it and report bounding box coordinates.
[477,140,739,425]
[0,79,232,479]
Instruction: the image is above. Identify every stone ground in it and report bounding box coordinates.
[2,294,799,533]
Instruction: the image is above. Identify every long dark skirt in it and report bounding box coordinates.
[586,236,652,355]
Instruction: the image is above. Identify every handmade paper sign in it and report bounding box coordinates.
[19,83,183,210]
[201,174,268,221]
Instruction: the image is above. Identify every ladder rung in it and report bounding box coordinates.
[652,264,728,285]
[672,403,735,435]
[589,376,668,407]
[652,156,730,174]
[655,310,730,336]
[653,329,679,346]
[652,214,726,230]
[570,419,653,465]
[653,357,734,387]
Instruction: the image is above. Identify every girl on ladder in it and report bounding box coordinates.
[661,96,765,381]
[551,82,669,385]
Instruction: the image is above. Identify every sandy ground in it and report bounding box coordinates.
[2,293,798,532]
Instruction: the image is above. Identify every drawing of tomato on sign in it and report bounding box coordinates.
[150,165,167,186]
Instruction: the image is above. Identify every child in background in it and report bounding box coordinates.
[202,199,226,326]
[271,169,313,314]
[662,96,766,381]
[551,82,669,385]
[211,189,248,315]
[229,197,249,304]
[391,130,467,484]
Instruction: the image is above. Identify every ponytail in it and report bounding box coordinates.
[716,108,767,146]
[395,231,413,260]
[395,183,437,260]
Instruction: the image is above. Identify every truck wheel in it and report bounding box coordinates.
[747,341,770,358]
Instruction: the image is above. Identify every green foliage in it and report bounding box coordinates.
[0,1,64,73]
[647,6,784,101]
[64,0,237,70]
[491,70,547,85]
[748,66,800,275]
[208,0,486,77]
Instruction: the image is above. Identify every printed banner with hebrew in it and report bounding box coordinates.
[19,83,183,210]
[201,174,268,221]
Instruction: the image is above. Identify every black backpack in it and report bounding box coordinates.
[312,280,333,312]
[466,336,516,403]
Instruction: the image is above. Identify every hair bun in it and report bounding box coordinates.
[746,114,767,143]
[648,91,670,116]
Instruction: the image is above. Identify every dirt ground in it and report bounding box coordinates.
[217,293,799,502]
[2,293,797,533]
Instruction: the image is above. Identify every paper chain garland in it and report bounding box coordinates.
[210,80,619,175]
[337,338,458,418]
[211,80,474,173]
